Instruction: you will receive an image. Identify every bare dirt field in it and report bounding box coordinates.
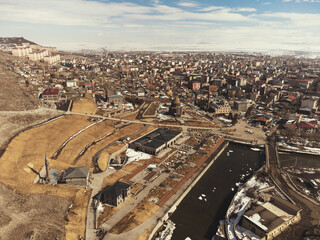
[119,112,138,120]
[110,198,160,234]
[0,183,69,240]
[101,171,128,189]
[71,98,97,114]
[121,162,141,173]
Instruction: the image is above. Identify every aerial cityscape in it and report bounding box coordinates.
[0,1,320,240]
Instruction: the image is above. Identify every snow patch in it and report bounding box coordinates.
[97,202,104,212]
[126,148,151,164]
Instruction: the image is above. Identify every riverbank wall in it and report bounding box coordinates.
[149,138,229,240]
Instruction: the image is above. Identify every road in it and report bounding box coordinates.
[63,111,266,145]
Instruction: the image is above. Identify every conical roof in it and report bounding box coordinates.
[172,96,181,104]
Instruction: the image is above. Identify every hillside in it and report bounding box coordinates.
[0,37,37,45]
[0,52,39,111]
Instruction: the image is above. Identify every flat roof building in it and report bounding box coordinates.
[129,128,182,155]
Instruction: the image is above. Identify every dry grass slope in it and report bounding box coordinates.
[65,189,92,240]
[0,115,91,191]
[71,98,97,115]
[56,120,115,166]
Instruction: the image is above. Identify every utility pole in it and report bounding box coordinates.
[45,154,51,184]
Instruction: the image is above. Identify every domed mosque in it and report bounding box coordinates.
[169,96,183,117]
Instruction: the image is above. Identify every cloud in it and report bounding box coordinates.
[1,0,320,53]
[176,1,198,7]
[283,0,320,2]
[199,6,225,12]
[0,0,152,26]
[232,8,257,12]
[260,12,320,26]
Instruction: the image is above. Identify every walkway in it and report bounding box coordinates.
[85,169,116,240]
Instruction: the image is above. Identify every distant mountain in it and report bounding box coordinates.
[0,37,37,45]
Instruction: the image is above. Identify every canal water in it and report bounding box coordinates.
[169,143,264,240]
[278,151,320,168]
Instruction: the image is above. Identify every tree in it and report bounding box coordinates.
[232,113,239,125]
[245,105,254,119]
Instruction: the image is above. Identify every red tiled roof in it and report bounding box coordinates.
[297,122,317,129]
[288,96,296,100]
[42,88,59,95]
[255,117,268,122]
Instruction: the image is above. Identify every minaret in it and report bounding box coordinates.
[45,154,51,184]
[207,90,211,110]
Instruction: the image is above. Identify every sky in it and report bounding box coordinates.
[1,0,320,52]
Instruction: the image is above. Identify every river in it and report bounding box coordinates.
[169,143,264,240]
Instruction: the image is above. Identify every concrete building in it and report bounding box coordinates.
[66,79,78,88]
[107,91,124,106]
[169,96,183,117]
[129,128,182,155]
[60,166,90,186]
[316,82,320,93]
[240,196,301,240]
[12,46,32,57]
[210,99,231,115]
[300,97,318,112]
[41,88,61,102]
[99,181,131,207]
[234,100,251,112]
[44,54,60,64]
[28,50,49,61]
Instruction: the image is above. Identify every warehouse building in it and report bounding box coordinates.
[129,128,182,155]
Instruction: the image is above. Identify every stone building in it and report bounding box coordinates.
[99,181,131,207]
[234,100,251,112]
[60,166,90,186]
[169,96,183,117]
[106,91,124,106]
[240,195,301,240]
[210,99,231,115]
